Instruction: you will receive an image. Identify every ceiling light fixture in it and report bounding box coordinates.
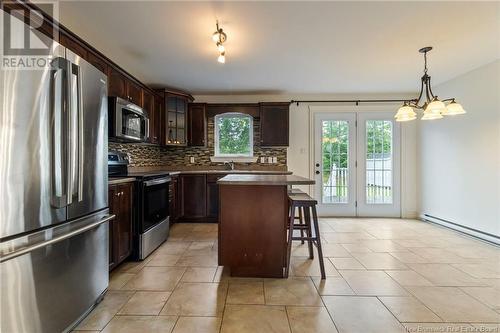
[395,47,466,122]
[212,21,227,64]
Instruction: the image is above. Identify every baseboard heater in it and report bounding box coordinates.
[421,214,500,246]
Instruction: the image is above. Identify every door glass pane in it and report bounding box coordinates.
[322,120,349,203]
[366,120,393,204]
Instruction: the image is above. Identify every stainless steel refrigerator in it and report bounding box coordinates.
[0,14,113,333]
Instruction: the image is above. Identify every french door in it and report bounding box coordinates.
[313,112,401,217]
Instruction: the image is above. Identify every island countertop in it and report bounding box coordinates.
[217,174,314,186]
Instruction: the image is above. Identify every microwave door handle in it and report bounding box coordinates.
[50,58,68,208]
[76,64,84,202]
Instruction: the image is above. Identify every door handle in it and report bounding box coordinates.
[65,59,74,206]
[76,63,84,203]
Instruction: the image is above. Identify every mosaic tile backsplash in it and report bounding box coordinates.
[109,117,287,168]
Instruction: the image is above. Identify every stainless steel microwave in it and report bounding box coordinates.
[109,97,149,142]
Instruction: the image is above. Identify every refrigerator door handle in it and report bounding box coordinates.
[76,63,84,202]
[0,214,115,263]
[50,57,69,208]
[66,60,75,206]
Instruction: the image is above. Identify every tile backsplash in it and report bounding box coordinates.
[109,117,287,168]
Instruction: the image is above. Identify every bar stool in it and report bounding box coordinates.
[286,192,326,279]
[288,188,305,244]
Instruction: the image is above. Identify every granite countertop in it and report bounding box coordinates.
[217,174,314,186]
[171,170,292,175]
[108,177,136,185]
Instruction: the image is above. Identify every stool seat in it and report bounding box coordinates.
[288,188,304,194]
[286,193,325,279]
[288,192,318,205]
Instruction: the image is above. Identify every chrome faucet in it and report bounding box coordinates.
[224,160,235,170]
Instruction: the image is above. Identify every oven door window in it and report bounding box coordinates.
[122,108,145,139]
[142,181,169,232]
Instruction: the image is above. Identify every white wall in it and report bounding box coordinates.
[418,60,500,238]
[194,93,418,218]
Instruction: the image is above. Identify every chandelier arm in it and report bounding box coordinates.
[427,76,436,99]
[414,76,425,107]
[424,75,433,102]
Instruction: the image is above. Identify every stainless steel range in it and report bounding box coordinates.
[108,151,170,260]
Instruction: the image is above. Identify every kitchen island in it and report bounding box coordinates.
[217,174,314,278]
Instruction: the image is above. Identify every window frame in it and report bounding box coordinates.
[214,112,254,158]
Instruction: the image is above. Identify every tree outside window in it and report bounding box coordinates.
[215,113,253,157]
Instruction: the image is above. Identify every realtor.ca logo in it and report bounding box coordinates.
[1,1,59,70]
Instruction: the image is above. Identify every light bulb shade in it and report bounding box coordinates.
[212,32,220,42]
[424,99,446,116]
[217,53,225,63]
[421,112,443,120]
[395,105,417,122]
[217,43,225,53]
[443,101,466,115]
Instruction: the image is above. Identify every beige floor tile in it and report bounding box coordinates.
[323,296,406,333]
[352,252,408,270]
[114,260,148,274]
[264,277,322,306]
[403,323,474,332]
[183,230,218,242]
[221,304,291,333]
[213,266,264,283]
[155,241,191,255]
[108,272,136,290]
[146,254,181,266]
[339,270,408,296]
[453,263,500,279]
[379,296,442,322]
[385,270,433,286]
[360,240,409,252]
[312,276,355,295]
[340,243,373,253]
[176,254,218,267]
[393,239,430,248]
[323,232,376,243]
[183,241,217,256]
[75,291,134,330]
[172,317,221,333]
[118,291,171,315]
[287,306,338,333]
[290,256,339,277]
[122,266,186,291]
[227,282,265,304]
[408,263,486,286]
[319,243,352,257]
[389,251,429,263]
[407,286,500,322]
[160,282,227,316]
[180,267,217,282]
[329,257,365,270]
[409,248,467,264]
[101,315,177,333]
[460,287,500,309]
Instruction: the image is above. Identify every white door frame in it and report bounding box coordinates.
[356,112,401,217]
[313,112,357,216]
[309,105,402,218]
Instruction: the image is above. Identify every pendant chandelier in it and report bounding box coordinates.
[212,21,227,64]
[395,47,466,122]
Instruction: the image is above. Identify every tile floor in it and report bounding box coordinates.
[74,218,500,333]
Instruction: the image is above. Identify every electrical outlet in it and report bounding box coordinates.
[190,156,195,163]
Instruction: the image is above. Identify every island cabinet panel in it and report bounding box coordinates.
[188,103,207,146]
[108,182,134,271]
[219,185,288,278]
[180,174,207,219]
[259,103,290,147]
[206,174,227,219]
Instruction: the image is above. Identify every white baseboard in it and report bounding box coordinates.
[420,214,500,246]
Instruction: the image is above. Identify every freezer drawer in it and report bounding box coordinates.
[0,211,113,333]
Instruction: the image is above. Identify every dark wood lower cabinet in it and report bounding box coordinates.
[206,174,227,220]
[169,175,179,223]
[180,174,207,219]
[108,182,133,271]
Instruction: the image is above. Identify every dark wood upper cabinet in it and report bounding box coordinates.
[143,90,155,143]
[259,102,290,147]
[180,174,207,218]
[150,93,164,145]
[127,81,143,107]
[108,182,133,271]
[108,68,128,100]
[60,32,88,59]
[188,103,207,146]
[87,51,108,74]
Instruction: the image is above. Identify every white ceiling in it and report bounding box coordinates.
[59,1,499,95]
